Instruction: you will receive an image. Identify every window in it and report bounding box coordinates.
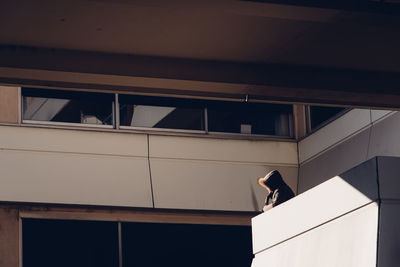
[119,94,293,137]
[308,106,347,131]
[22,88,114,126]
[21,87,294,138]
[119,94,205,131]
[22,219,252,267]
[23,219,119,267]
[207,101,292,136]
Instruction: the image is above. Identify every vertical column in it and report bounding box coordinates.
[0,86,20,124]
[0,206,19,267]
[293,104,307,140]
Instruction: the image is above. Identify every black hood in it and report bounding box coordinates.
[264,170,285,191]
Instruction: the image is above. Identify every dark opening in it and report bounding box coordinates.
[23,219,119,267]
[23,219,253,267]
[207,101,292,136]
[122,222,253,267]
[309,106,346,131]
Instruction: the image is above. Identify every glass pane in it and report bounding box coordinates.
[23,219,119,267]
[22,88,114,125]
[119,95,205,131]
[122,222,253,267]
[208,101,292,136]
[310,106,346,130]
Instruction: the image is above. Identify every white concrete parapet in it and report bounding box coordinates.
[251,158,382,267]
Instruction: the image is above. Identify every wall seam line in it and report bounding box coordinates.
[147,134,155,208]
[375,157,381,267]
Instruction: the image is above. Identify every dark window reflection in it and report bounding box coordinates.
[309,106,346,130]
[23,219,119,267]
[119,95,205,131]
[122,222,253,267]
[208,101,292,136]
[22,88,114,125]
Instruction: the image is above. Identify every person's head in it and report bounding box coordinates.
[258,170,284,192]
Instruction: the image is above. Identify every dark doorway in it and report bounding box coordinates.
[122,222,253,267]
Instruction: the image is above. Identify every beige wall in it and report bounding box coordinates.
[0,86,19,124]
[0,126,153,207]
[0,125,298,212]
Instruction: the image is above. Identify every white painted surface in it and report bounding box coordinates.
[149,135,298,165]
[252,158,378,253]
[368,112,400,161]
[252,202,378,267]
[298,128,370,193]
[151,159,297,211]
[371,110,395,124]
[299,109,371,163]
[0,125,148,157]
[298,109,399,193]
[0,149,153,207]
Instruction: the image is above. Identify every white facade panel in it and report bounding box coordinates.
[252,158,378,253]
[298,128,370,193]
[299,109,370,163]
[368,112,400,161]
[149,135,298,165]
[371,110,395,124]
[0,149,153,207]
[150,158,298,211]
[252,202,378,267]
[0,125,148,157]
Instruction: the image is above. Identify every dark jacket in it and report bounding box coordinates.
[264,170,295,207]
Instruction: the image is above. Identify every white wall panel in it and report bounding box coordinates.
[298,128,370,193]
[252,202,378,267]
[371,110,395,124]
[299,109,370,163]
[0,149,153,207]
[0,125,148,157]
[150,158,297,211]
[368,112,400,161]
[149,135,298,165]
[252,158,378,253]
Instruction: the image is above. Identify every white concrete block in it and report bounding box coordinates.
[252,158,378,253]
[252,202,378,267]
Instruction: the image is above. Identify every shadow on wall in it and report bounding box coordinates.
[338,158,379,202]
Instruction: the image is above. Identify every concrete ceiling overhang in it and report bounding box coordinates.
[1,0,400,108]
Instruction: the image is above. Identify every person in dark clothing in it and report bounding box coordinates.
[258,170,295,212]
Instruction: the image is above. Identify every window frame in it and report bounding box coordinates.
[19,87,296,140]
[21,88,116,129]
